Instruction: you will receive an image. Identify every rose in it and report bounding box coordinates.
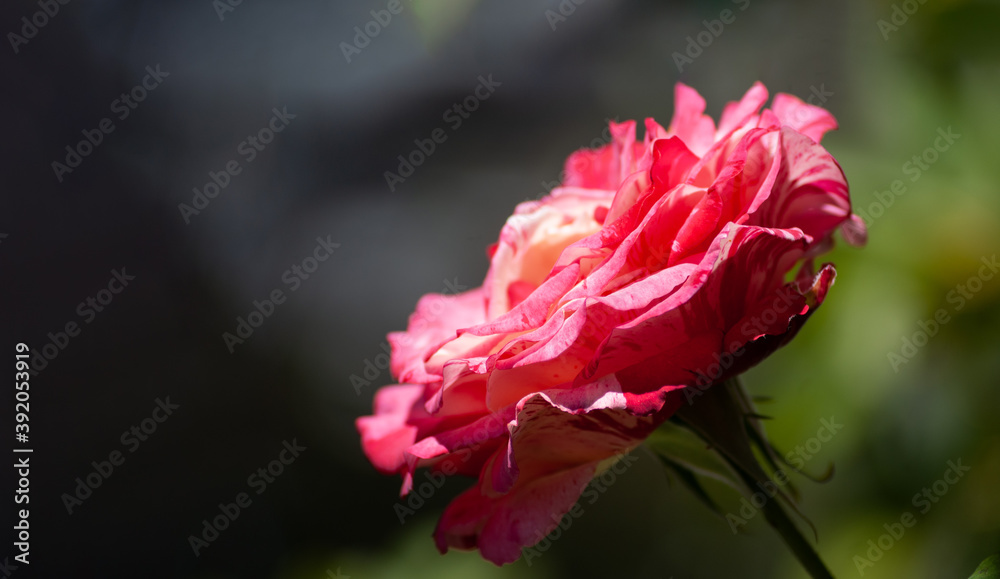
[356,82,866,565]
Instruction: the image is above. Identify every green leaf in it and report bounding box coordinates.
[673,379,772,484]
[969,554,1000,579]
[656,454,728,521]
[647,420,746,494]
[659,378,834,579]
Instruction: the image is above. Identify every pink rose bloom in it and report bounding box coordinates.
[357,82,866,565]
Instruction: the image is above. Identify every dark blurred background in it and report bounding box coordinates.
[2,0,999,577]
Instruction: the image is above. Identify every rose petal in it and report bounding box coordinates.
[772,93,838,143]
